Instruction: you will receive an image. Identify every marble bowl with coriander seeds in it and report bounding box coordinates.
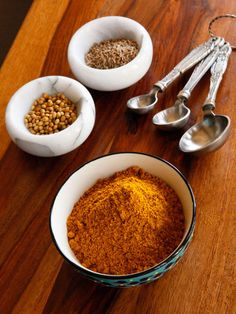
[67,16,153,91]
[5,76,95,157]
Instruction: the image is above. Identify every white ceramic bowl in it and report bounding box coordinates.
[5,76,95,157]
[50,152,196,287]
[67,16,153,91]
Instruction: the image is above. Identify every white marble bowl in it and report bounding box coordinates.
[50,152,196,287]
[67,16,153,91]
[5,76,95,157]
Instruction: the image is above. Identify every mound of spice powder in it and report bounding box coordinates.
[85,38,139,69]
[67,166,185,275]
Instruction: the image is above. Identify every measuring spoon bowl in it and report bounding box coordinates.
[152,103,190,131]
[179,114,230,155]
[127,92,158,114]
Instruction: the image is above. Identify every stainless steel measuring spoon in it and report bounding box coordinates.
[152,38,225,130]
[179,42,232,154]
[127,37,223,114]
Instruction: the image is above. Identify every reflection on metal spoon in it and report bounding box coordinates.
[152,40,225,130]
[127,37,222,114]
[179,114,230,154]
[127,88,158,114]
[179,42,232,155]
[152,101,190,131]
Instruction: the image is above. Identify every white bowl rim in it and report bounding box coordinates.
[67,15,152,74]
[49,152,196,279]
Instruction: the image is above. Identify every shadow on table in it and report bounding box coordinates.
[0,0,32,66]
[43,261,122,314]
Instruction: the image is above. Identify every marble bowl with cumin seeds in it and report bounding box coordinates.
[67,16,153,91]
[50,152,196,287]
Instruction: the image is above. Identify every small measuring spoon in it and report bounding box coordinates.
[152,38,225,130]
[127,37,222,114]
[179,42,232,154]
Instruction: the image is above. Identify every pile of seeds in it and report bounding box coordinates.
[24,93,77,135]
[85,38,139,69]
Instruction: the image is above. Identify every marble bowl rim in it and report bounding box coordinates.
[49,151,196,280]
[67,15,153,74]
[5,75,93,141]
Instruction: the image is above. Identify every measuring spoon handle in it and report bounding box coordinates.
[177,38,225,99]
[203,42,232,111]
[154,37,222,92]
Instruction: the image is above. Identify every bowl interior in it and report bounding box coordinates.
[7,76,87,135]
[70,17,145,65]
[50,153,195,275]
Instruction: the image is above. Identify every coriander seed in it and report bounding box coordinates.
[24,93,78,135]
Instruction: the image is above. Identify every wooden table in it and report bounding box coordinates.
[0,1,235,313]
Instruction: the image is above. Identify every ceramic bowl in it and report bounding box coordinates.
[67,16,153,91]
[50,152,196,287]
[5,76,95,157]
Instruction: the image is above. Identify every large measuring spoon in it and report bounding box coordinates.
[179,42,232,154]
[152,39,225,130]
[127,37,222,114]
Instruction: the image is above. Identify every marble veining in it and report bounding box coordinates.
[72,112,83,146]
[15,138,55,156]
[5,75,96,157]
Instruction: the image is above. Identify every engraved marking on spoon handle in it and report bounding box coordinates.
[177,40,225,99]
[154,37,221,92]
[203,43,232,110]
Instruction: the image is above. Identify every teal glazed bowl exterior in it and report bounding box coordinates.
[50,152,196,287]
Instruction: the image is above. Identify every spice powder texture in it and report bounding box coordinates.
[67,166,185,275]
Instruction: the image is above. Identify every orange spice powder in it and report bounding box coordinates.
[67,166,185,275]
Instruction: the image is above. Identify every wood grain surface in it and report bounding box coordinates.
[0,0,32,65]
[0,0,236,313]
